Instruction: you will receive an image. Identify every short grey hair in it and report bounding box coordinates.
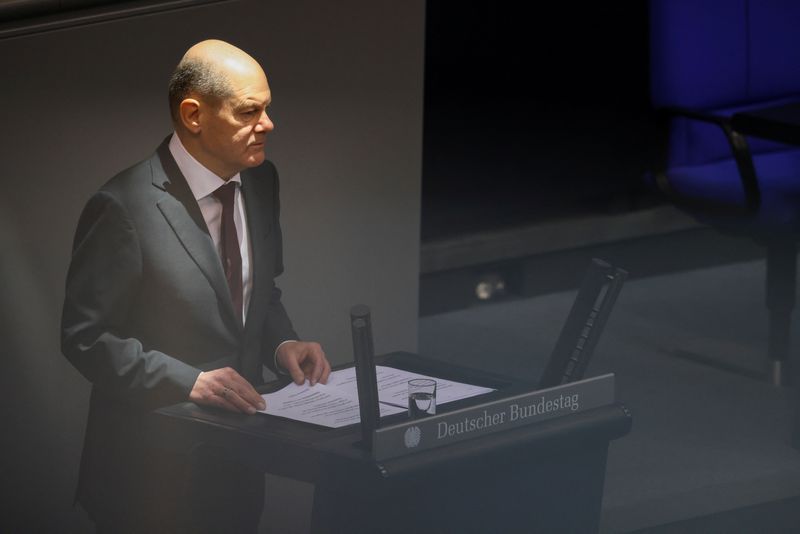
[168,57,233,122]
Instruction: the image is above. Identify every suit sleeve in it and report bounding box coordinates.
[61,190,201,407]
[260,167,299,372]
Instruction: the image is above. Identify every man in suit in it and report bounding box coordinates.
[61,39,331,533]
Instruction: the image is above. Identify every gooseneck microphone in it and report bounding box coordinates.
[350,304,381,449]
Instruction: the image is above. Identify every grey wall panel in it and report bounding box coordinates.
[0,1,424,529]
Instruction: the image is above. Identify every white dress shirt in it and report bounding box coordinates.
[169,133,253,324]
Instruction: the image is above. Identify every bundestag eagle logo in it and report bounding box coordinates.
[404,426,422,448]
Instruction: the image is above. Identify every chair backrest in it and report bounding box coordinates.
[650,0,800,167]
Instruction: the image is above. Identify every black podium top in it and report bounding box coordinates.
[148,352,631,489]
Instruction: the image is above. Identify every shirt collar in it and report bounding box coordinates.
[168,132,241,201]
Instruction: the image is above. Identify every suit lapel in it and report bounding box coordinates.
[151,138,243,334]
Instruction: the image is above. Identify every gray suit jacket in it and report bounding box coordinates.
[61,137,297,517]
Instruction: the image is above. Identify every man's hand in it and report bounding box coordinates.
[276,341,331,386]
[189,367,266,414]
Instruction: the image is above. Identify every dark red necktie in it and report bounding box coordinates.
[213,182,243,319]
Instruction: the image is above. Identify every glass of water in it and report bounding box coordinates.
[408,378,437,418]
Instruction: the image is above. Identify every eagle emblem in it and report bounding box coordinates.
[404,426,422,448]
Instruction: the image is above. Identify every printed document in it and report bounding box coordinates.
[258,365,495,428]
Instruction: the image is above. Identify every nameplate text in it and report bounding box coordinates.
[372,373,615,461]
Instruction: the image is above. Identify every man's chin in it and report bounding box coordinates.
[244,153,266,167]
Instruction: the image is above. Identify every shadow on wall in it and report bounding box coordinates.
[0,213,93,532]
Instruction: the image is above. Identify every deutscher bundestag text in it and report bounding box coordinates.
[437,393,580,439]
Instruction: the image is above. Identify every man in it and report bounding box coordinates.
[61,40,331,533]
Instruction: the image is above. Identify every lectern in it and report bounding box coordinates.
[149,351,630,533]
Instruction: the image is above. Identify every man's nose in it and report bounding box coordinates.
[255,110,274,132]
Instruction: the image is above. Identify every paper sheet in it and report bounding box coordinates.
[257,380,405,428]
[324,366,495,407]
[258,365,495,428]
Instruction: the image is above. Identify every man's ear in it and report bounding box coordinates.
[179,98,202,133]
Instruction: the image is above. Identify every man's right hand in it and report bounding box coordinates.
[189,367,266,414]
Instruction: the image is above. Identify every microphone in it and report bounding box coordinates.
[350,304,381,449]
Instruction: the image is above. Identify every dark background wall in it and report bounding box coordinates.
[422,2,657,241]
[0,1,425,530]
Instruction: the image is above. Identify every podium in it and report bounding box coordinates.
[149,352,631,533]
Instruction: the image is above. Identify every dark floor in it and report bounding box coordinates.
[417,227,800,533]
[631,495,800,534]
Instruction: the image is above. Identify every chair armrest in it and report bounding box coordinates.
[661,106,730,127]
[657,106,761,212]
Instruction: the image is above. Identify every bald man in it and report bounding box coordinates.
[61,40,330,533]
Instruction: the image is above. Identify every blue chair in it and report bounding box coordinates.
[648,0,800,385]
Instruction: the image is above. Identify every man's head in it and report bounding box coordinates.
[168,39,273,179]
